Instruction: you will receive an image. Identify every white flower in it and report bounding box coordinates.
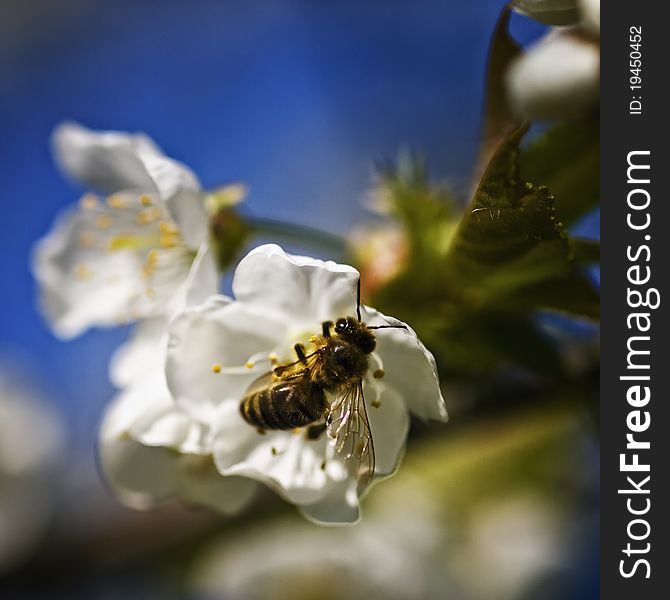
[511,0,580,26]
[578,0,600,37]
[508,0,600,121]
[98,250,257,514]
[32,122,213,338]
[165,244,447,524]
[192,483,448,599]
[0,366,64,572]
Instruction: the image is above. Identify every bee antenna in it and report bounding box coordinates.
[367,324,407,331]
[356,277,361,322]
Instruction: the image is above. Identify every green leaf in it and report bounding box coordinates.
[443,125,599,320]
[570,237,600,264]
[521,118,600,225]
[447,127,570,294]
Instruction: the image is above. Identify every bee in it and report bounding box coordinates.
[239,280,403,485]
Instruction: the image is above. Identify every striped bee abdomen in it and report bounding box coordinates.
[240,380,326,430]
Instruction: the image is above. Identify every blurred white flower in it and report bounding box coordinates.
[508,0,600,121]
[450,496,567,600]
[191,481,450,600]
[32,122,213,338]
[511,0,579,26]
[578,0,600,37]
[165,244,447,524]
[0,367,64,572]
[99,249,257,514]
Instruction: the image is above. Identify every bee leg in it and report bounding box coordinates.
[305,422,327,440]
[294,343,308,364]
[321,320,333,338]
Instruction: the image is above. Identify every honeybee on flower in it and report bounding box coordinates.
[163,244,447,524]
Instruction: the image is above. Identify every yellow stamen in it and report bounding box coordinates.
[139,194,153,206]
[142,249,159,278]
[106,195,126,209]
[79,193,99,210]
[245,362,254,369]
[79,231,96,248]
[159,233,180,248]
[158,220,179,235]
[95,214,113,230]
[74,263,92,280]
[373,369,385,379]
[135,207,162,226]
[211,363,222,374]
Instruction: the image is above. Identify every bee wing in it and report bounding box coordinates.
[244,357,315,396]
[326,380,375,487]
[243,371,276,396]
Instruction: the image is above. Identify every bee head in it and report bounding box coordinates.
[334,317,376,354]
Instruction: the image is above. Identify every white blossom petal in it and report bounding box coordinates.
[109,318,167,388]
[579,0,600,36]
[99,371,255,512]
[53,122,166,195]
[232,244,360,324]
[166,296,286,422]
[211,402,350,507]
[53,122,207,246]
[362,306,447,422]
[33,198,215,339]
[298,477,360,525]
[108,243,217,388]
[366,384,410,477]
[507,31,599,121]
[511,0,579,25]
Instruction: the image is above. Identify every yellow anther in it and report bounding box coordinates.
[78,231,96,248]
[79,193,99,210]
[135,207,161,226]
[158,220,179,235]
[159,233,180,248]
[139,194,153,206]
[211,363,222,374]
[147,249,159,263]
[245,362,254,369]
[95,214,113,230]
[373,369,385,379]
[142,249,159,278]
[320,461,327,470]
[371,399,381,409]
[271,447,278,456]
[74,263,92,280]
[106,195,126,209]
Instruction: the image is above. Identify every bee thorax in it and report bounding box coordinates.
[320,341,369,388]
